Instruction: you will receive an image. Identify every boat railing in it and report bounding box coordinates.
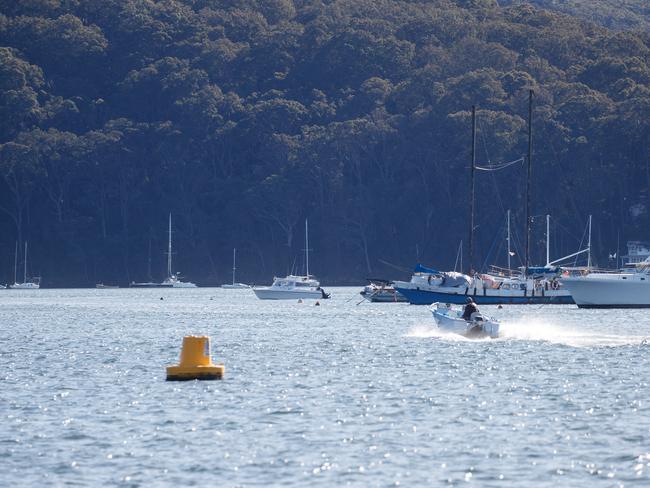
[487,265,523,278]
[561,266,633,276]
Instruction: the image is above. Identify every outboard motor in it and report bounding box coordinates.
[467,312,485,337]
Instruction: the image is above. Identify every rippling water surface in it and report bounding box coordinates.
[2,287,650,486]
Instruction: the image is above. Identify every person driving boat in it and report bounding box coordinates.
[461,297,479,321]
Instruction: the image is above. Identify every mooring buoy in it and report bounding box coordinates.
[166,336,224,381]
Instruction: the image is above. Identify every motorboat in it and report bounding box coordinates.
[253,219,329,300]
[430,302,500,338]
[221,248,250,289]
[96,283,119,289]
[359,279,407,303]
[558,217,650,308]
[8,241,40,289]
[253,274,330,300]
[130,213,197,288]
[560,260,650,308]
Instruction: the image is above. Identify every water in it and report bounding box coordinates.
[2,288,650,486]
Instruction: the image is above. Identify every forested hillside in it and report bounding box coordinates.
[0,0,648,286]
[504,0,650,32]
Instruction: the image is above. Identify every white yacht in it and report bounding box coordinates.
[130,214,197,288]
[253,274,329,300]
[253,219,329,300]
[221,248,250,289]
[9,241,40,289]
[560,260,650,308]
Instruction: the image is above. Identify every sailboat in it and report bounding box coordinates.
[394,92,574,305]
[130,213,197,288]
[221,248,250,289]
[253,219,330,300]
[9,241,40,289]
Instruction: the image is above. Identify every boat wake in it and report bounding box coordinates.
[406,319,648,348]
[497,318,646,348]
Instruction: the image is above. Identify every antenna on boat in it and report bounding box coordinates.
[524,89,533,276]
[546,214,550,266]
[468,105,476,275]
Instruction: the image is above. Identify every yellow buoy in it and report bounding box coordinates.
[166,336,225,381]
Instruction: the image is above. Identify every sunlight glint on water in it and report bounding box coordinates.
[1,287,650,486]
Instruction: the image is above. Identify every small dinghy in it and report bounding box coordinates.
[430,302,500,339]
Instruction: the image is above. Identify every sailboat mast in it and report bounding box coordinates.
[14,241,18,284]
[546,214,550,266]
[525,89,533,275]
[232,248,236,285]
[587,215,591,269]
[24,241,28,283]
[507,210,511,270]
[305,219,309,276]
[167,213,172,278]
[468,105,476,275]
[147,235,152,281]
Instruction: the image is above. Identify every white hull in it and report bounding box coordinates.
[166,280,197,288]
[253,287,325,300]
[221,283,251,289]
[561,273,650,308]
[430,303,500,338]
[8,282,40,289]
[359,285,407,302]
[130,280,196,288]
[130,282,173,288]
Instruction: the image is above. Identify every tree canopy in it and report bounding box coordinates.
[0,0,648,286]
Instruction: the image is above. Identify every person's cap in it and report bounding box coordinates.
[466,297,473,303]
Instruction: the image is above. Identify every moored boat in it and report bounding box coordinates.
[396,94,574,306]
[560,260,650,308]
[359,279,407,303]
[394,264,572,305]
[221,248,250,289]
[8,241,40,289]
[253,219,329,300]
[253,274,330,300]
[430,302,500,338]
[130,213,197,288]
